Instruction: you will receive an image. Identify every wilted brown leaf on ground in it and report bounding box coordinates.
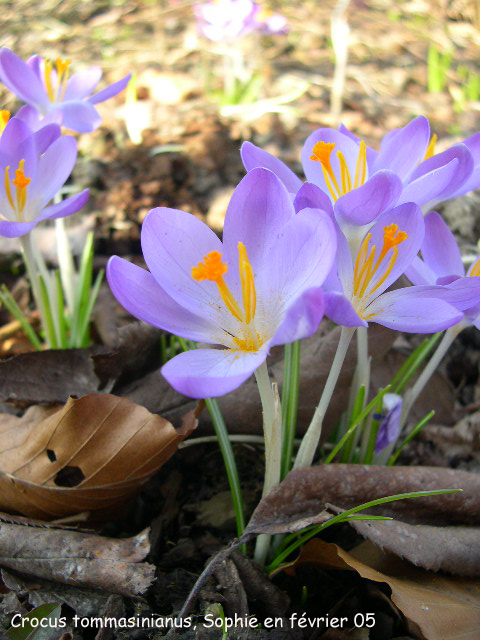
[285,540,480,640]
[348,517,480,577]
[0,394,197,518]
[0,523,154,596]
[245,465,480,536]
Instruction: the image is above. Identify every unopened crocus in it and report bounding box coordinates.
[194,0,258,42]
[107,168,337,398]
[242,116,477,223]
[0,48,131,133]
[374,393,402,454]
[0,117,89,238]
[253,7,288,35]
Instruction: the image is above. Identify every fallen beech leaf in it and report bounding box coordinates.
[0,523,154,597]
[245,465,480,536]
[286,539,480,640]
[0,394,197,518]
[348,517,480,577]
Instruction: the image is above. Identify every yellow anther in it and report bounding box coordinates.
[423,134,437,162]
[0,110,10,132]
[238,242,256,324]
[55,57,71,101]
[44,59,55,101]
[192,250,243,322]
[470,257,480,277]
[12,160,31,190]
[4,166,14,210]
[337,151,351,195]
[4,160,31,217]
[354,140,367,188]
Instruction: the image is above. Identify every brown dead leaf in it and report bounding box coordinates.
[347,517,480,577]
[244,465,480,537]
[0,394,197,519]
[0,522,155,597]
[286,539,480,640]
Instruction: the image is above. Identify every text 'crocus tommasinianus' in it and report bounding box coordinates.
[107,168,337,398]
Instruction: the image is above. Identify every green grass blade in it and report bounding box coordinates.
[281,340,301,479]
[0,285,43,350]
[388,410,435,466]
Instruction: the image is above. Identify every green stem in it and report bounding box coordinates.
[281,340,301,478]
[294,326,356,469]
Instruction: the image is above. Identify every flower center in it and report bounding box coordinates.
[44,57,71,103]
[4,159,31,220]
[192,242,262,351]
[0,110,10,133]
[353,223,408,311]
[310,139,367,202]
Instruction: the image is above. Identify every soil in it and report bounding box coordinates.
[1,0,480,638]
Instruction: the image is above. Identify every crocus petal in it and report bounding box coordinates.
[58,101,102,132]
[140,207,225,322]
[88,74,131,105]
[293,182,333,216]
[0,48,48,109]
[33,136,77,205]
[375,393,402,454]
[302,128,364,196]
[0,219,36,238]
[222,168,295,275]
[422,212,464,277]
[404,255,437,286]
[270,287,325,346]
[37,189,89,222]
[63,68,102,101]
[334,170,402,226]
[33,123,61,154]
[443,133,480,199]
[240,141,303,194]
[324,291,367,327]
[161,347,267,398]
[106,256,216,343]
[427,278,480,311]
[372,116,430,181]
[366,287,462,333]
[397,158,460,208]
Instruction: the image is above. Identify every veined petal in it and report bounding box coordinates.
[422,212,464,278]
[240,141,303,194]
[0,48,48,109]
[428,278,480,311]
[37,189,89,222]
[162,347,267,398]
[58,101,102,132]
[397,158,460,208]
[270,287,325,346]
[373,116,430,181]
[63,68,102,101]
[365,287,462,333]
[334,170,402,226]
[293,182,333,216]
[324,291,367,327]
[33,135,77,205]
[106,256,218,343]
[447,133,480,198]
[88,74,131,105]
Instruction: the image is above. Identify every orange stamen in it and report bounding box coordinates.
[423,134,437,162]
[310,141,342,200]
[192,251,243,322]
[0,110,10,132]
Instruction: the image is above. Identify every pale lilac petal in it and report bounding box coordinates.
[334,170,402,226]
[302,128,364,195]
[59,101,102,132]
[372,116,430,181]
[33,136,77,205]
[64,68,102,101]
[397,158,460,207]
[422,212,464,277]
[140,207,225,321]
[366,287,462,332]
[88,74,131,105]
[0,219,36,238]
[404,255,437,286]
[270,287,324,346]
[33,123,61,154]
[240,141,303,194]
[0,119,37,179]
[0,48,48,109]
[428,278,480,311]
[293,182,333,216]
[106,256,216,343]
[37,189,89,222]
[324,291,367,327]
[410,144,473,202]
[162,347,267,398]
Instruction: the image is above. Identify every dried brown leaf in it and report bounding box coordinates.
[286,539,480,640]
[0,394,196,518]
[0,523,155,596]
[245,465,480,536]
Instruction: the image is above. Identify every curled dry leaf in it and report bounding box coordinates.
[285,539,480,640]
[245,464,480,537]
[0,394,197,519]
[0,523,154,597]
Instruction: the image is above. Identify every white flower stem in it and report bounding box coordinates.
[294,326,356,469]
[254,360,282,565]
[55,215,76,314]
[400,325,462,427]
[20,231,52,348]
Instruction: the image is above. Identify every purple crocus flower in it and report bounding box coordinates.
[0,117,89,238]
[253,7,288,35]
[242,116,476,222]
[0,48,131,133]
[374,393,402,454]
[406,211,480,327]
[323,202,464,332]
[107,168,337,398]
[194,0,258,42]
